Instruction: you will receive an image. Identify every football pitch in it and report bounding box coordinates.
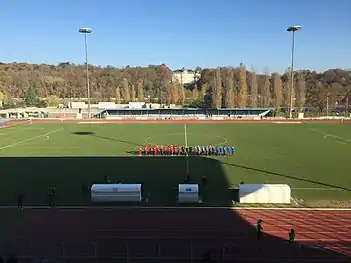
[0,121,350,207]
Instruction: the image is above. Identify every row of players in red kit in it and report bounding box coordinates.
[139,145,183,156]
[138,145,236,156]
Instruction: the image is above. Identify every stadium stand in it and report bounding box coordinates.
[94,108,274,120]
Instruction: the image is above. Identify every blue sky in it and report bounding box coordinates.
[1,0,350,73]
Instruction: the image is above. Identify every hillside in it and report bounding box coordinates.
[0,62,350,110]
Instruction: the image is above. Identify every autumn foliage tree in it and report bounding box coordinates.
[238,63,248,107]
[225,69,235,108]
[211,68,222,108]
[115,86,121,104]
[137,80,144,101]
[131,85,136,102]
[121,78,130,102]
[0,62,349,111]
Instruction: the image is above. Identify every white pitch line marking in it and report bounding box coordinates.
[0,128,64,150]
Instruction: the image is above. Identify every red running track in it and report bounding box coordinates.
[1,208,350,263]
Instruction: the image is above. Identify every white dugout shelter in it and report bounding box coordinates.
[178,184,200,203]
[91,184,142,203]
[239,184,291,204]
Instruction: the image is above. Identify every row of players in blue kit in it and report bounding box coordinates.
[138,145,235,156]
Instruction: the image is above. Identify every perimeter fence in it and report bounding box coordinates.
[0,237,343,263]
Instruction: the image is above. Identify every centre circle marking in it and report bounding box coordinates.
[144,133,228,146]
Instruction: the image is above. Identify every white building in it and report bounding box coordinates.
[172,69,201,85]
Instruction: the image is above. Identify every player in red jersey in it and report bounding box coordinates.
[174,145,178,155]
[154,145,158,156]
[138,146,142,156]
[169,145,173,155]
[144,145,149,156]
[177,145,181,155]
[170,145,174,155]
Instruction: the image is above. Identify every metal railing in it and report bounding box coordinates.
[1,238,348,263]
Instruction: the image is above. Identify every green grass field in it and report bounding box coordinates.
[0,122,350,207]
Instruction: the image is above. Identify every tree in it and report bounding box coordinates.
[121,78,130,102]
[250,71,258,107]
[191,88,198,101]
[170,84,178,104]
[131,85,136,101]
[273,73,283,111]
[115,86,121,104]
[137,80,144,101]
[200,83,209,100]
[178,84,185,105]
[261,73,270,107]
[238,63,248,107]
[225,69,235,107]
[25,86,39,106]
[211,68,222,108]
[297,72,306,112]
[308,82,328,111]
[46,95,60,107]
[0,61,350,111]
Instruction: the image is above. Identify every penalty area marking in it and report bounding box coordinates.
[308,128,350,144]
[0,128,64,151]
[144,133,228,146]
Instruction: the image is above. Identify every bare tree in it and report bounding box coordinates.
[171,84,178,104]
[261,72,271,107]
[250,70,258,107]
[192,88,198,101]
[272,73,283,111]
[297,72,306,112]
[178,83,185,105]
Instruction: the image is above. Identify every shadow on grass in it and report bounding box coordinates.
[221,161,351,192]
[0,159,350,261]
[0,156,232,206]
[71,131,96,135]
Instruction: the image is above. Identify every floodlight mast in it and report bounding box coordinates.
[287,25,301,119]
[79,28,92,119]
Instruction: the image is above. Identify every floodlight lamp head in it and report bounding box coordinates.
[79,28,92,34]
[287,25,301,32]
